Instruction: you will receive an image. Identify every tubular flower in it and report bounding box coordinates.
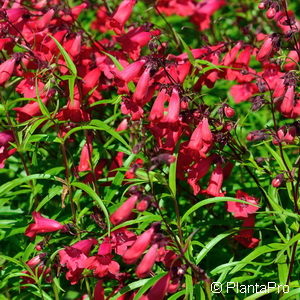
[191,0,226,31]
[0,130,14,147]
[186,155,214,195]
[78,137,93,172]
[136,243,158,278]
[110,0,136,34]
[162,88,180,125]
[56,88,90,122]
[256,34,280,61]
[0,58,16,85]
[21,253,51,285]
[116,59,146,82]
[94,280,105,300]
[82,67,101,95]
[149,88,169,122]
[133,67,152,104]
[186,117,213,158]
[25,212,65,239]
[202,163,225,197]
[234,215,260,248]
[280,85,295,116]
[110,194,139,225]
[123,225,156,264]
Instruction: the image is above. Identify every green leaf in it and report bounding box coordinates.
[168,290,186,300]
[0,174,58,197]
[196,230,236,264]
[175,33,195,64]
[71,182,110,234]
[49,34,77,102]
[169,151,178,197]
[181,197,259,225]
[104,153,136,203]
[62,122,130,149]
[0,255,24,268]
[0,207,23,215]
[185,273,194,300]
[36,186,62,211]
[230,243,286,274]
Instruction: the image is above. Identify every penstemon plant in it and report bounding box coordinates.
[0,0,300,299]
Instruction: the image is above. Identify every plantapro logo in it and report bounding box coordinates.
[211,282,290,294]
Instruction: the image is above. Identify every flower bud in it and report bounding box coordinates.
[224,106,235,118]
[110,194,139,225]
[136,243,158,278]
[272,174,284,188]
[0,58,16,85]
[123,226,156,264]
[266,7,276,19]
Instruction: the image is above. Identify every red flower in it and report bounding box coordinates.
[21,253,51,285]
[56,88,90,122]
[234,215,260,248]
[78,139,93,172]
[136,243,158,278]
[110,0,136,34]
[0,58,16,85]
[59,239,97,284]
[149,89,169,122]
[116,59,146,83]
[280,85,295,116]
[110,194,139,225]
[13,92,52,123]
[121,98,144,120]
[82,67,101,95]
[123,226,156,264]
[285,50,299,71]
[230,83,258,103]
[133,67,152,104]
[162,88,180,125]
[186,155,214,195]
[5,8,27,23]
[227,190,259,218]
[256,34,280,62]
[140,272,171,300]
[94,280,105,300]
[116,27,160,60]
[156,0,196,17]
[84,240,120,278]
[222,42,243,66]
[0,148,16,169]
[191,0,226,31]
[202,163,225,197]
[186,117,213,158]
[25,212,65,239]
[224,106,235,118]
[0,130,15,169]
[111,228,136,256]
[0,130,14,147]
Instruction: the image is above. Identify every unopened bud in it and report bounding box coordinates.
[258,2,265,10]
[224,106,235,118]
[266,7,276,19]
[272,174,284,187]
